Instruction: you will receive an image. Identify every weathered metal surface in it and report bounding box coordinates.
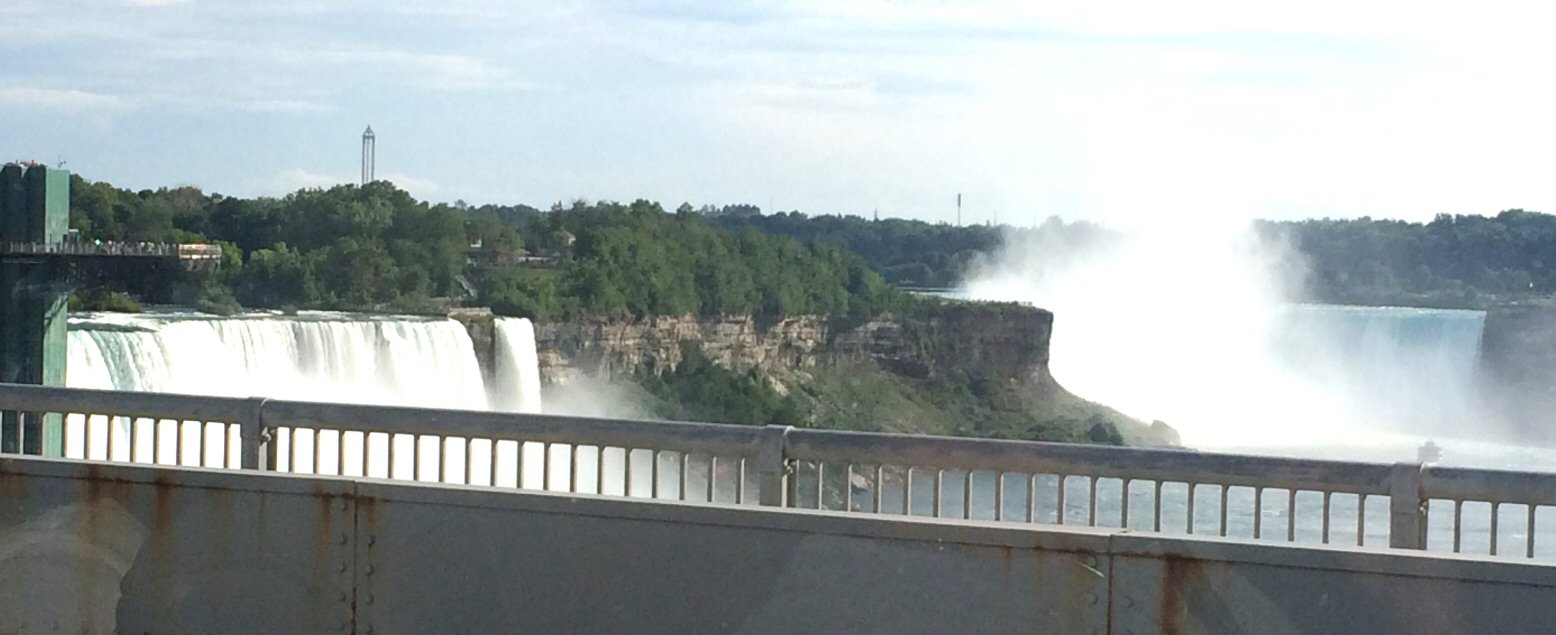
[1110,533,1556,635]
[0,456,353,634]
[354,479,1111,634]
[17,382,1556,563]
[2,454,1556,633]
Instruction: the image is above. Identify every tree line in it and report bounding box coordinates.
[65,176,907,321]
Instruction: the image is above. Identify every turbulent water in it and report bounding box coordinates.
[66,311,542,412]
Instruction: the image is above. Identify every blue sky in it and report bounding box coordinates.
[3,0,1554,225]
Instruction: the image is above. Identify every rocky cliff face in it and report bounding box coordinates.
[531,302,1055,389]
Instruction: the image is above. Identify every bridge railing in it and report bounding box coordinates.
[2,382,1553,560]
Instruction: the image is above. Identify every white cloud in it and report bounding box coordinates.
[0,86,128,113]
[379,174,440,198]
[275,168,346,191]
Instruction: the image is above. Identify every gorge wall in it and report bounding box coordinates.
[529,302,1054,390]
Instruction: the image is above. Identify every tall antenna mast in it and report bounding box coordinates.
[361,126,376,185]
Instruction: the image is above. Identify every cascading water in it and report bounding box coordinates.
[1269,305,1489,437]
[493,318,543,414]
[67,312,491,409]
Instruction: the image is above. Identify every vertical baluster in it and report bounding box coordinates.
[386,433,397,480]
[599,446,610,496]
[151,419,162,464]
[902,467,913,515]
[339,431,349,477]
[1087,477,1098,527]
[871,466,883,516]
[126,417,137,463]
[736,458,746,505]
[1491,502,1501,556]
[489,439,500,487]
[571,445,582,494]
[1528,505,1538,559]
[1026,474,1037,523]
[678,453,688,501]
[175,421,185,466]
[624,448,633,497]
[1253,487,1264,539]
[1451,500,1463,553]
[1287,490,1297,542]
[1057,475,1067,525]
[1357,495,1367,546]
[1153,481,1163,533]
[994,472,1005,522]
[83,413,93,461]
[363,432,374,479]
[1322,491,1332,544]
[845,464,854,512]
[709,456,719,504]
[105,417,117,460]
[543,443,554,492]
[1219,486,1229,537]
[58,413,71,460]
[432,435,445,482]
[812,461,822,510]
[411,434,422,481]
[873,465,884,514]
[1121,478,1132,528]
[963,471,973,520]
[932,469,943,518]
[1186,483,1196,534]
[651,450,661,499]
[200,422,211,468]
[463,438,474,485]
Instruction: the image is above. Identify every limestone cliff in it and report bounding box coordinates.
[530,302,1054,391]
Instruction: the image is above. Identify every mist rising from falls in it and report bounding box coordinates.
[960,221,1500,454]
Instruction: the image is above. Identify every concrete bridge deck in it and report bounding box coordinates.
[1,383,1555,633]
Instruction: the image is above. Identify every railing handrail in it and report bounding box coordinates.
[782,427,1399,494]
[260,398,770,457]
[8,382,1556,554]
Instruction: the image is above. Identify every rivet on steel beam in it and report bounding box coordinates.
[367,535,376,546]
[339,499,348,511]
[339,533,349,544]
[1086,555,1099,568]
[1086,592,1098,606]
[1123,596,1135,609]
[338,591,348,602]
[365,564,375,575]
[338,562,348,573]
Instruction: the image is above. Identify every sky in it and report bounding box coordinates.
[3,0,1556,226]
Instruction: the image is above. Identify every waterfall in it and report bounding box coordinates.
[66,312,489,409]
[1268,305,1489,437]
[492,318,543,413]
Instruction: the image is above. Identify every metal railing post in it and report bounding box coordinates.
[240,397,271,470]
[757,425,792,507]
[1388,463,1426,550]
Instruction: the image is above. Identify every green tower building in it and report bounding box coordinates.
[0,163,71,455]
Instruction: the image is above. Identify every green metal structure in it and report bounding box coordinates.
[0,164,70,455]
